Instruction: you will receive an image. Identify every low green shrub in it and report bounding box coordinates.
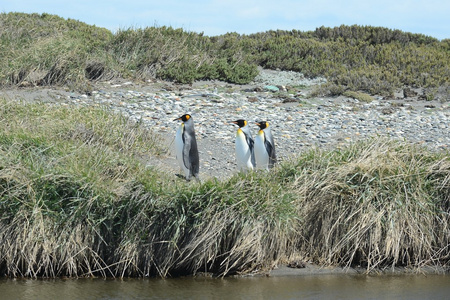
[343,91,373,102]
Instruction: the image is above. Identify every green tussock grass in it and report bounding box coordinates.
[282,140,450,271]
[1,13,449,97]
[342,90,374,102]
[0,98,449,278]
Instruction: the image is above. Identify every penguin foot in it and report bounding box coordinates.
[175,173,187,180]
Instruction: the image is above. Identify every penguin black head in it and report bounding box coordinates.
[231,119,248,128]
[174,114,191,122]
[256,121,269,129]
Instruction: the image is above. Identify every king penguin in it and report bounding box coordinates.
[174,114,200,181]
[254,121,276,170]
[231,119,255,172]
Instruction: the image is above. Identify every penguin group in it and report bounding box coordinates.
[230,119,277,172]
[174,114,276,181]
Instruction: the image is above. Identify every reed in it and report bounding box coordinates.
[0,99,448,278]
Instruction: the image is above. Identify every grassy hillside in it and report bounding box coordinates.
[0,99,448,278]
[1,12,449,97]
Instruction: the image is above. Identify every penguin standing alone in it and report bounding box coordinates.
[254,121,276,170]
[174,114,200,181]
[231,119,255,172]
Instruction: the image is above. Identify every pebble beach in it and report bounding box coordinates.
[2,69,449,180]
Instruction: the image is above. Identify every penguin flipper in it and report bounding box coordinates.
[265,138,276,168]
[245,132,256,168]
[182,132,200,178]
[189,137,200,177]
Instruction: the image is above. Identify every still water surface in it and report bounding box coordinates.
[1,274,449,299]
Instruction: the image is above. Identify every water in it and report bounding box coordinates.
[1,274,449,300]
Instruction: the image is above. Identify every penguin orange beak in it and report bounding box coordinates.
[255,122,261,126]
[174,117,182,121]
[230,121,238,125]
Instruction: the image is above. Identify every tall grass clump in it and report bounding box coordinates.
[0,98,169,277]
[112,173,299,277]
[282,139,450,271]
[0,12,113,88]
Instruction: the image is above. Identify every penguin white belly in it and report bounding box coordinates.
[255,131,269,170]
[175,125,190,178]
[235,129,253,172]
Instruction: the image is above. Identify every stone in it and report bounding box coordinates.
[264,85,280,92]
[403,88,418,98]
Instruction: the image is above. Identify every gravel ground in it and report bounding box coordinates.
[2,69,449,181]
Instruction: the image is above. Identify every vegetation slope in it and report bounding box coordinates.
[1,12,449,97]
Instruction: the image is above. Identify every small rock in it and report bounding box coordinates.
[264,85,280,92]
[404,88,418,98]
[287,261,307,269]
[247,96,259,103]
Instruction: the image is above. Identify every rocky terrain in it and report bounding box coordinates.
[1,69,449,180]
